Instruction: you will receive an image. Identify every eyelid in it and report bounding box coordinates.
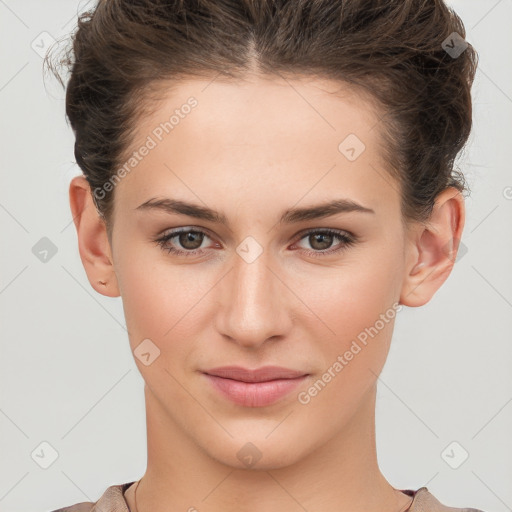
[294,226,355,240]
[154,226,218,256]
[155,225,357,258]
[292,228,357,255]
[157,225,355,243]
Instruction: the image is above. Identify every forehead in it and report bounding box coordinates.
[136,74,383,147]
[114,75,397,217]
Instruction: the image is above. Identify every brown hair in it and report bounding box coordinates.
[45,0,478,239]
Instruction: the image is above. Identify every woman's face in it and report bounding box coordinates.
[108,75,417,468]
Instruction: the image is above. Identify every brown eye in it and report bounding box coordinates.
[308,232,335,251]
[295,229,357,258]
[155,228,211,256]
[178,231,204,250]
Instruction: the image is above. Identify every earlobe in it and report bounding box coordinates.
[69,175,120,298]
[399,187,465,307]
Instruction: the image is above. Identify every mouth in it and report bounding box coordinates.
[201,366,309,407]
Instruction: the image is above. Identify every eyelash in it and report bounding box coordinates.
[154,227,357,258]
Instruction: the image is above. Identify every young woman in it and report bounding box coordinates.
[46,0,485,511]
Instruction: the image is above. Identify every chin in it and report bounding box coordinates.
[203,433,312,471]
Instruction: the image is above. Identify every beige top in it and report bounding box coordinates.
[49,482,487,512]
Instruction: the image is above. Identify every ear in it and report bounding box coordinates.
[400,187,465,307]
[69,175,120,298]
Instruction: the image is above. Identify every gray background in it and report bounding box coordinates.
[1,1,511,511]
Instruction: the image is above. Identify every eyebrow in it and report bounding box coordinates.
[135,197,375,227]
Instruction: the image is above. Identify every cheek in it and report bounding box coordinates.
[116,244,214,358]
[116,228,402,369]
[304,257,399,334]
[295,264,399,422]
[299,249,401,375]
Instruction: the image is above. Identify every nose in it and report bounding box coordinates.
[214,247,294,349]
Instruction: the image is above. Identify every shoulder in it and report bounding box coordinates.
[49,504,94,512]
[48,482,134,512]
[409,487,487,512]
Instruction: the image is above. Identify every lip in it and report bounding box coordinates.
[204,365,307,382]
[202,366,309,407]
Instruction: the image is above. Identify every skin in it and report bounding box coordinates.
[69,74,465,512]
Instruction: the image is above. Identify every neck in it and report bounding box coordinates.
[129,383,411,512]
